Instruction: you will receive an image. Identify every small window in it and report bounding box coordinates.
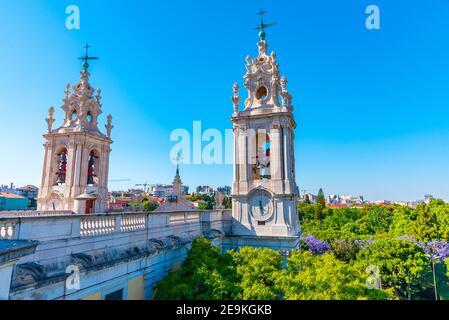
[71,111,77,121]
[258,221,266,226]
[255,86,268,101]
[87,112,93,123]
[105,289,124,300]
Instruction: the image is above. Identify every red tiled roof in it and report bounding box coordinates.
[0,192,26,199]
[17,185,38,191]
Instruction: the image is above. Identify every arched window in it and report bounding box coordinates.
[55,148,68,185]
[71,110,77,121]
[87,150,99,185]
[252,133,271,180]
[255,86,268,102]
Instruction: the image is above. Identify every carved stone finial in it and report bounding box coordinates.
[257,40,267,56]
[96,88,102,102]
[105,114,113,138]
[270,51,279,72]
[64,84,71,100]
[245,55,252,74]
[45,107,55,133]
[280,76,293,110]
[231,83,241,114]
[214,192,225,209]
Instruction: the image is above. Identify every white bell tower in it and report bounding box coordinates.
[37,45,113,214]
[228,13,300,250]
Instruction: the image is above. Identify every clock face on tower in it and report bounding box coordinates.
[249,189,273,222]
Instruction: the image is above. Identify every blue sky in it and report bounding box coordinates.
[0,0,448,201]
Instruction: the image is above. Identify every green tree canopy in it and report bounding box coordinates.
[154,237,241,300]
[355,239,430,299]
[316,188,326,209]
[230,247,283,300]
[276,251,393,300]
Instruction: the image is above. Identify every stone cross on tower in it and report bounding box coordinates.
[78,43,99,70]
[253,9,277,40]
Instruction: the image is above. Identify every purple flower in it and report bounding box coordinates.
[354,238,375,250]
[421,241,449,263]
[301,235,331,255]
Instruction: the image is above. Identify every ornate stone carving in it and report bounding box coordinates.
[14,262,47,285]
[71,253,94,268]
[45,107,55,133]
[271,122,281,130]
[257,40,268,56]
[105,114,113,138]
[280,76,293,110]
[245,55,253,74]
[148,239,166,253]
[214,191,225,209]
[231,83,240,114]
[64,84,71,102]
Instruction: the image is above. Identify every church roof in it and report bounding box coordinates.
[154,166,197,213]
[231,33,295,119]
[45,45,113,140]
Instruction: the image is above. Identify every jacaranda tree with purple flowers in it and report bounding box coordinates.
[301,235,331,255]
[422,241,449,263]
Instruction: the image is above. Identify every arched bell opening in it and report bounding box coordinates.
[251,132,271,180]
[87,150,100,186]
[255,85,268,103]
[54,147,68,185]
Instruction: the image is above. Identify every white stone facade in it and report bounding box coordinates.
[230,38,300,242]
[37,65,113,214]
[0,210,231,300]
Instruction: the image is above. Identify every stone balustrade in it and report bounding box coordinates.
[0,210,227,242]
[80,216,116,237]
[0,222,15,240]
[120,215,147,232]
[0,210,74,218]
[0,209,232,300]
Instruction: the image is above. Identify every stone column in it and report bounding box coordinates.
[80,143,91,190]
[72,142,83,198]
[66,141,77,189]
[270,123,282,181]
[238,127,248,183]
[43,142,55,190]
[283,123,292,194]
[232,127,239,193]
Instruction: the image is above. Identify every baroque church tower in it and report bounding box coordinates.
[229,13,300,249]
[37,45,113,214]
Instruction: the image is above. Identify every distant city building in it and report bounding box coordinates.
[0,192,28,211]
[149,184,173,198]
[216,186,231,196]
[424,194,434,204]
[16,185,39,209]
[0,184,39,209]
[196,185,214,195]
[300,193,317,203]
[0,184,20,196]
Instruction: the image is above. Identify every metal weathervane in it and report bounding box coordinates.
[78,43,99,70]
[254,9,277,40]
